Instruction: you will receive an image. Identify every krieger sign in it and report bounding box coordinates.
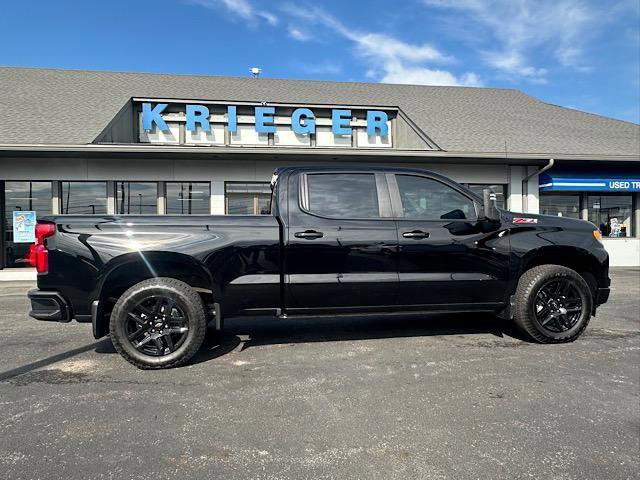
[141,103,390,137]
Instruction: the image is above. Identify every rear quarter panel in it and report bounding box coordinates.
[38,215,281,317]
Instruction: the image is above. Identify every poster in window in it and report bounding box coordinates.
[13,211,37,243]
[609,217,622,237]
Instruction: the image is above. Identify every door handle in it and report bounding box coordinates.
[402,230,430,239]
[294,230,324,239]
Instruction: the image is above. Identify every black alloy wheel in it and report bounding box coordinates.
[513,264,593,343]
[533,279,584,333]
[126,295,190,356]
[110,277,207,369]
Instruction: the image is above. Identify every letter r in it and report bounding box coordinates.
[186,104,210,132]
[367,111,388,137]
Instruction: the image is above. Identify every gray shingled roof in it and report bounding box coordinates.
[0,66,638,157]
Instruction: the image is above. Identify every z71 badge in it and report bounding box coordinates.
[512,217,538,224]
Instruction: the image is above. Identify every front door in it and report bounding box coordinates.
[284,171,399,313]
[389,173,510,310]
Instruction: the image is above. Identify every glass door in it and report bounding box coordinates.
[3,181,53,268]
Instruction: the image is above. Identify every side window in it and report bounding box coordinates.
[396,175,475,220]
[306,173,380,218]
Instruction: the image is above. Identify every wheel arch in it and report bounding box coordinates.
[92,252,215,338]
[518,245,604,298]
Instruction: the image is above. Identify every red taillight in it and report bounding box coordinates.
[27,222,56,274]
[35,223,56,244]
[34,244,49,273]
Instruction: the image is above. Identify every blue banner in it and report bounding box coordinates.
[13,211,37,243]
[540,173,640,192]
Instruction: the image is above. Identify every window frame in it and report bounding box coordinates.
[2,180,54,269]
[114,181,160,215]
[224,181,272,215]
[298,171,394,220]
[539,192,582,220]
[387,173,480,221]
[59,180,109,215]
[165,181,211,215]
[587,193,634,239]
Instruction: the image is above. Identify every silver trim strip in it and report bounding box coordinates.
[399,273,497,281]
[230,274,280,285]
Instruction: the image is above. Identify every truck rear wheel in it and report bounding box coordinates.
[109,278,206,369]
[513,265,593,343]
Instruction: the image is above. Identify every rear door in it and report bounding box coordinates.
[284,171,399,313]
[389,173,510,309]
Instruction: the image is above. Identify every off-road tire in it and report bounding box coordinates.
[110,278,207,369]
[513,264,593,343]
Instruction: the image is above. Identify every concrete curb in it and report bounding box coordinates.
[0,268,37,281]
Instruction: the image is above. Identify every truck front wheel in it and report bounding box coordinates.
[109,278,207,369]
[513,265,593,343]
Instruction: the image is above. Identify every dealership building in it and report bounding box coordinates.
[1,66,639,269]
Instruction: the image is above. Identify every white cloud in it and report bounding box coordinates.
[354,33,454,64]
[281,4,481,87]
[288,26,311,41]
[483,50,548,82]
[422,0,597,80]
[381,64,482,87]
[189,0,277,26]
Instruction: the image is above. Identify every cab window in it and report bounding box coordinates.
[306,173,380,218]
[396,175,475,220]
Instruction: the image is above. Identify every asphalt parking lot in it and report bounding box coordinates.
[0,270,638,480]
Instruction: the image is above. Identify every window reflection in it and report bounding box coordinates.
[3,181,52,267]
[539,194,581,219]
[588,195,632,238]
[307,174,380,218]
[466,184,507,209]
[166,182,210,214]
[397,175,475,220]
[226,182,271,215]
[115,182,158,214]
[61,182,107,214]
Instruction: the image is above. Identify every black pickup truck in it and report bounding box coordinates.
[28,166,610,369]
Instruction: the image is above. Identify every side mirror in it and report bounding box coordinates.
[482,188,500,221]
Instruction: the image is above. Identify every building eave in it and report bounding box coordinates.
[0,143,638,164]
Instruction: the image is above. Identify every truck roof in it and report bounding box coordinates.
[272,165,481,200]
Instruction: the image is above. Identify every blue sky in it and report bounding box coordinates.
[1,0,638,123]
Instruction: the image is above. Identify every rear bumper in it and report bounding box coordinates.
[595,287,610,306]
[27,289,71,322]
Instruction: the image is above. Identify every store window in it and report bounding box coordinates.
[588,195,633,238]
[225,182,271,215]
[115,182,158,214]
[465,184,507,209]
[3,181,52,268]
[166,182,210,214]
[397,175,475,220]
[539,194,581,219]
[307,173,380,218]
[61,181,108,214]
